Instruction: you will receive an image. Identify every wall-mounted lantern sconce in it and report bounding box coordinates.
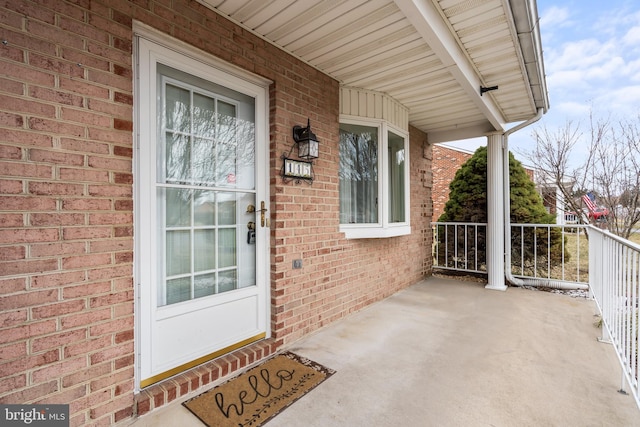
[281,119,318,184]
[292,119,319,160]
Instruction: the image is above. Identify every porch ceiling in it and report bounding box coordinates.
[201,0,548,143]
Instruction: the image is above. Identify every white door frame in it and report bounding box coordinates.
[133,23,271,391]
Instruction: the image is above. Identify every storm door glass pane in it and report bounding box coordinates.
[217,101,237,187]
[194,273,215,299]
[194,229,216,272]
[166,277,191,305]
[157,68,249,306]
[166,84,190,133]
[193,190,215,226]
[193,137,216,185]
[166,188,191,227]
[218,194,236,226]
[165,133,190,184]
[166,231,191,276]
[388,130,406,223]
[219,270,237,293]
[218,228,236,268]
[339,123,378,224]
[193,93,215,137]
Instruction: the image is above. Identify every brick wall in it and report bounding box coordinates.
[0,1,432,425]
[432,145,473,222]
[1,1,135,425]
[271,123,433,345]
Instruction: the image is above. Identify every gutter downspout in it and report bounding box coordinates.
[502,109,588,290]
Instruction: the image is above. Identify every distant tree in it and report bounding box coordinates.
[437,146,565,273]
[525,113,640,239]
[595,118,640,238]
[438,146,488,223]
[438,146,553,224]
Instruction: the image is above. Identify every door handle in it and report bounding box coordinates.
[257,201,268,227]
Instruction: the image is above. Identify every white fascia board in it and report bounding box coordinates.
[393,0,507,132]
[427,123,496,144]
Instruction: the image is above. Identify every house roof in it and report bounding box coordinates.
[201,0,549,143]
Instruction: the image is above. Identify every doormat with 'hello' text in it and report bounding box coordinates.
[183,352,335,427]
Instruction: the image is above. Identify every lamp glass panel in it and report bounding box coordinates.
[298,139,318,159]
[308,139,319,158]
[298,140,310,158]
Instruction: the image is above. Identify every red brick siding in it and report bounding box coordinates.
[0,0,433,424]
[432,145,472,222]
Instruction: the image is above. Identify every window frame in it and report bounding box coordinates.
[339,116,411,239]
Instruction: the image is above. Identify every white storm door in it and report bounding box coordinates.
[136,36,270,388]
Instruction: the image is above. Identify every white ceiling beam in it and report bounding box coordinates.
[427,123,496,144]
[393,0,507,132]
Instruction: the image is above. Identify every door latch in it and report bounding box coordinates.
[257,201,268,227]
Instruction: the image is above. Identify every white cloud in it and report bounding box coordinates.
[547,70,588,93]
[547,39,614,73]
[595,7,640,36]
[539,6,573,46]
[552,101,593,119]
[543,20,638,113]
[584,55,626,80]
[622,25,640,46]
[594,85,640,113]
[540,6,571,30]
[625,59,640,82]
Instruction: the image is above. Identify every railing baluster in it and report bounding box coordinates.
[547,225,551,279]
[576,228,580,283]
[520,225,524,276]
[474,224,478,272]
[632,251,638,388]
[464,224,468,271]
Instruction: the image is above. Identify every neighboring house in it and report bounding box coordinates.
[432,144,535,223]
[535,175,576,225]
[0,1,547,424]
[537,180,609,226]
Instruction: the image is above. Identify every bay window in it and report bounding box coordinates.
[339,118,410,238]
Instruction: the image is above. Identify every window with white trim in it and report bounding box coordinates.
[339,118,410,238]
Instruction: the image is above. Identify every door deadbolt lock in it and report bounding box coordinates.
[247,221,255,230]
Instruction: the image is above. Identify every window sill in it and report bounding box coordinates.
[340,225,411,239]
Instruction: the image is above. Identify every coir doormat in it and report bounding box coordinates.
[183,352,335,427]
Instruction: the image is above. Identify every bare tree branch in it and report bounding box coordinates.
[522,113,640,239]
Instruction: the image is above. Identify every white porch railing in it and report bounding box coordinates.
[432,222,487,274]
[432,222,589,284]
[433,222,640,408]
[589,227,640,408]
[510,223,589,286]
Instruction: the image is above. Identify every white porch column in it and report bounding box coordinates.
[485,132,507,291]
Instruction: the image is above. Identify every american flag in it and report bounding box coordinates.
[582,192,597,212]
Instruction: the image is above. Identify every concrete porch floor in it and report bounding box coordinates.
[128,277,640,426]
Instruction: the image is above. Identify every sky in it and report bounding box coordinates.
[444,0,640,163]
